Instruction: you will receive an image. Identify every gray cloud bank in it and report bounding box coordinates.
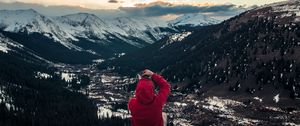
[0,1,249,20]
[108,0,119,3]
[119,2,247,17]
[0,2,126,19]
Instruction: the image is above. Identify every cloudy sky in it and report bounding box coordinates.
[0,0,285,9]
[0,0,286,20]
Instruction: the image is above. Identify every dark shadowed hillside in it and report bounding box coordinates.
[99,0,300,104]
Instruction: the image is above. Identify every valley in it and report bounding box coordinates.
[52,63,300,125]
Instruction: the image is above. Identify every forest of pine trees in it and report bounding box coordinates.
[0,52,130,126]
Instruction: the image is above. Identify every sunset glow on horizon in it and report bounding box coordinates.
[0,0,286,10]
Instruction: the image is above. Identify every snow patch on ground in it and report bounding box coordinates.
[202,96,245,113]
[100,74,120,84]
[116,53,126,58]
[88,94,105,99]
[93,59,105,63]
[101,75,112,83]
[86,50,97,55]
[282,122,300,126]
[160,32,192,49]
[0,43,10,53]
[35,72,52,79]
[109,97,122,102]
[253,97,263,102]
[173,118,192,126]
[97,105,130,119]
[170,32,192,42]
[98,105,113,118]
[202,96,260,125]
[0,86,5,103]
[114,109,130,119]
[265,106,284,112]
[174,102,188,107]
[0,85,16,111]
[61,72,76,82]
[273,94,280,103]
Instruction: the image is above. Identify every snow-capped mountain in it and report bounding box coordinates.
[0,9,172,50]
[55,14,171,46]
[0,9,54,33]
[111,17,169,44]
[55,13,110,41]
[0,9,78,49]
[169,13,220,27]
[0,9,221,64]
[0,9,173,63]
[0,9,221,51]
[55,13,143,48]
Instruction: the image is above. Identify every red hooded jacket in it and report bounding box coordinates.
[128,74,171,126]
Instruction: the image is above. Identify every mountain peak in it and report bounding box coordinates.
[169,13,220,27]
[62,13,99,19]
[57,12,107,27]
[22,8,38,13]
[0,9,51,32]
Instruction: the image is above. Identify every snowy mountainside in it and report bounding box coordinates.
[0,9,219,50]
[0,10,175,52]
[54,13,110,41]
[55,14,171,46]
[0,9,78,49]
[0,33,23,53]
[160,32,192,49]
[0,32,52,63]
[169,13,221,27]
[0,10,169,50]
[0,9,220,63]
[111,17,169,44]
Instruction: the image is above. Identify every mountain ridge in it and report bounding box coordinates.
[0,9,219,64]
[169,13,221,27]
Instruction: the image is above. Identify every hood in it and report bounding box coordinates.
[135,78,155,105]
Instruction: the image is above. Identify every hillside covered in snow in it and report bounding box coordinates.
[0,9,221,64]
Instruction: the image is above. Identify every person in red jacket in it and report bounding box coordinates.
[128,69,171,126]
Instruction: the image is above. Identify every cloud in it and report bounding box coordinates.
[119,1,247,17]
[108,0,119,3]
[0,2,126,19]
[134,1,174,7]
[0,1,250,21]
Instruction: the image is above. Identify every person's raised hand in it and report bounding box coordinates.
[142,69,154,77]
